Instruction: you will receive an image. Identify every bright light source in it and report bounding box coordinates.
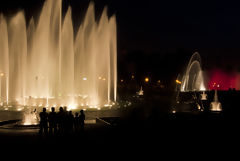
[102,78,106,81]
[17,108,23,111]
[98,76,102,80]
[68,104,78,110]
[157,80,161,84]
[131,75,135,79]
[83,77,87,81]
[120,79,124,82]
[175,80,182,84]
[145,77,149,83]
[0,73,4,77]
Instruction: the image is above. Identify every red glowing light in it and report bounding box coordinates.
[208,69,239,90]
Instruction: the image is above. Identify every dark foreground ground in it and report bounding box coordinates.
[0,110,239,156]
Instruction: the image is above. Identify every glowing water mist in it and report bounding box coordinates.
[0,0,117,109]
[181,52,206,92]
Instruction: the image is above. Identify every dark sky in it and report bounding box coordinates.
[1,0,240,81]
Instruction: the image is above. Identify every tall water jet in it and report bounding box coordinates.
[0,15,9,105]
[181,52,206,92]
[210,90,222,112]
[8,11,27,106]
[61,7,74,106]
[0,0,117,110]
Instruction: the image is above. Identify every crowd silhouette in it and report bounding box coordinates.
[39,107,85,136]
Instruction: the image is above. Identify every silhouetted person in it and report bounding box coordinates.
[79,110,85,133]
[67,111,74,134]
[63,106,68,133]
[49,107,57,135]
[57,107,64,135]
[39,107,48,135]
[74,113,80,133]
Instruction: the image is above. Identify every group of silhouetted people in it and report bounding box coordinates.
[39,107,85,136]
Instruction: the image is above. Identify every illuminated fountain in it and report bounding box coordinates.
[180,52,206,92]
[22,109,39,125]
[137,86,144,96]
[200,91,207,100]
[210,90,222,112]
[0,0,117,110]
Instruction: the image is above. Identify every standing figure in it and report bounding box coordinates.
[74,113,80,133]
[79,110,85,133]
[39,107,48,135]
[57,107,64,135]
[67,111,74,134]
[48,107,57,135]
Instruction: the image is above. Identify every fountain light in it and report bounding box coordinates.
[199,82,206,91]
[23,122,38,125]
[67,103,78,110]
[17,108,23,111]
[197,104,201,110]
[89,105,98,108]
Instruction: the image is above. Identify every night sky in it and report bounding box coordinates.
[1,0,240,83]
